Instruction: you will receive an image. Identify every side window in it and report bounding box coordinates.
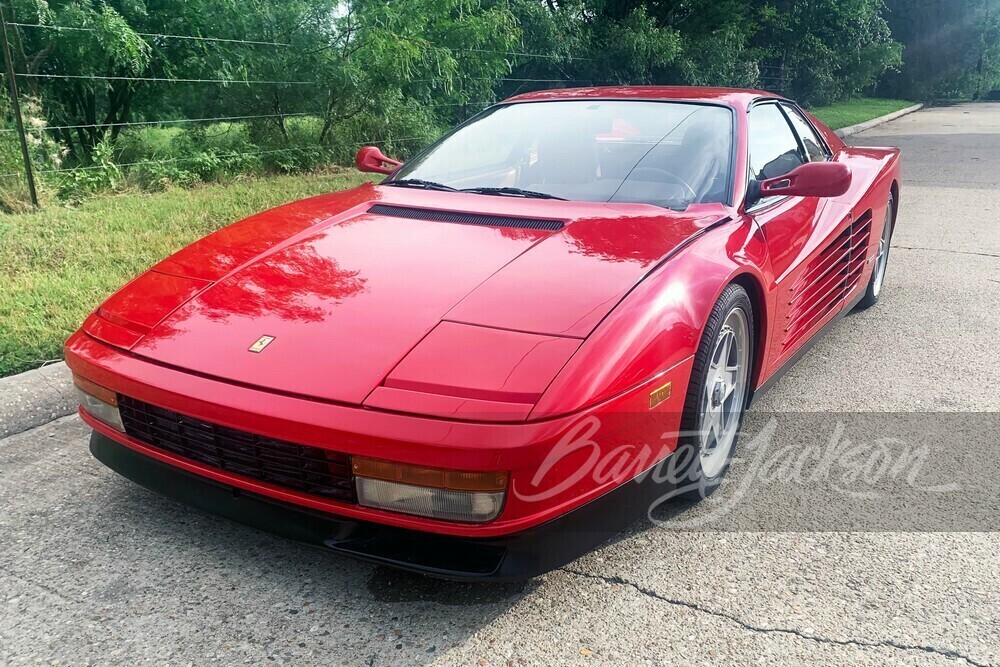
[748,103,804,182]
[782,105,829,162]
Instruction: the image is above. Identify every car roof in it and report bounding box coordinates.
[503,86,786,110]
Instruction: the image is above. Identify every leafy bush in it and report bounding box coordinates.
[0,96,64,211]
[54,137,122,203]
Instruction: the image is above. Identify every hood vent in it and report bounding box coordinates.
[368,204,564,231]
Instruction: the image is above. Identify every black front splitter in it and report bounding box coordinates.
[91,431,670,581]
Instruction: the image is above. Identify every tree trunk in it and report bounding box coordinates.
[273,93,288,140]
[319,90,337,143]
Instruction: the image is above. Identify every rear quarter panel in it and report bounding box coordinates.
[832,144,902,275]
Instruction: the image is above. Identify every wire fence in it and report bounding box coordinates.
[0,112,318,134]
[8,22,600,61]
[759,64,793,96]
[6,21,296,47]
[0,14,595,209]
[0,143,437,179]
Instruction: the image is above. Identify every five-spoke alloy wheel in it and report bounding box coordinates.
[698,307,750,479]
[674,283,755,498]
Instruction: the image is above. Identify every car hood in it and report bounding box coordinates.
[91,184,728,405]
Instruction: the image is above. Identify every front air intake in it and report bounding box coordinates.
[118,396,355,502]
[368,204,564,231]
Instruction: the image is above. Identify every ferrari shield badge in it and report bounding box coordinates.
[249,335,276,353]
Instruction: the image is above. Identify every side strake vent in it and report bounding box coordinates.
[845,210,873,294]
[368,204,564,231]
[783,209,872,351]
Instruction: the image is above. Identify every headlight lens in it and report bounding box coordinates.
[352,457,507,523]
[73,374,124,432]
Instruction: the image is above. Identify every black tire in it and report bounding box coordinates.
[855,193,895,311]
[669,283,755,500]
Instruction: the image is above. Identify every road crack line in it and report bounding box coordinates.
[893,245,1000,259]
[2,572,76,605]
[561,567,990,666]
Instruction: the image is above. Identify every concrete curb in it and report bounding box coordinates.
[0,361,76,440]
[835,103,924,138]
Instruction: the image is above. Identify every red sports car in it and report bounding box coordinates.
[66,87,900,580]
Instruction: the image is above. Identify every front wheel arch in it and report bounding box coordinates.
[729,272,767,402]
[672,282,757,497]
[531,224,771,418]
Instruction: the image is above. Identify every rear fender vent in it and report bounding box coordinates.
[845,209,873,293]
[368,203,564,231]
[782,209,872,351]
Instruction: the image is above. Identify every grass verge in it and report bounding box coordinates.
[0,169,371,378]
[809,98,917,130]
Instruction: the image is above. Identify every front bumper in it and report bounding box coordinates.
[91,430,672,580]
[67,331,690,538]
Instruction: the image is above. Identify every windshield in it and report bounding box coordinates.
[390,100,733,210]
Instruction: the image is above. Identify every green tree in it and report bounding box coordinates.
[4,0,521,162]
[880,0,1000,99]
[503,0,900,104]
[7,0,152,158]
[748,0,901,104]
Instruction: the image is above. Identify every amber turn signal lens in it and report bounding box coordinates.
[72,373,118,407]
[351,457,508,492]
[72,373,124,432]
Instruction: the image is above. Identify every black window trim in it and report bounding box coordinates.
[744,98,806,212]
[779,102,833,162]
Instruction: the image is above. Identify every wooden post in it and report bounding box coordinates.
[0,2,39,208]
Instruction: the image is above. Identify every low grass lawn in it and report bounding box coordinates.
[0,169,371,377]
[809,98,917,130]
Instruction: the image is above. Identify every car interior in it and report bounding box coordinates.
[395,101,735,210]
[518,109,733,208]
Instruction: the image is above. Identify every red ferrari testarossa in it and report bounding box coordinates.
[67,87,900,580]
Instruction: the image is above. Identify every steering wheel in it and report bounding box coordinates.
[629,167,699,202]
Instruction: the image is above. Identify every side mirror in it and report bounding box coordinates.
[757,161,852,200]
[356,146,402,175]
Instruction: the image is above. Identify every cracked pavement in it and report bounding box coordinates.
[1,104,998,665]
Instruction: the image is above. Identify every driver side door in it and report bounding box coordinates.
[748,102,852,372]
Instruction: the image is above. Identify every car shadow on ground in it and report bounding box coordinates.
[364,565,533,604]
[104,478,540,600]
[89,479,544,662]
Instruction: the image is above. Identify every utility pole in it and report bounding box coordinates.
[0,2,38,208]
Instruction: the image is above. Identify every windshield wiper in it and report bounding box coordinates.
[460,186,566,201]
[384,178,457,192]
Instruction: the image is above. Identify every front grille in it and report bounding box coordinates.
[118,396,355,502]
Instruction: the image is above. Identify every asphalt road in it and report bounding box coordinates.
[2,104,998,666]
